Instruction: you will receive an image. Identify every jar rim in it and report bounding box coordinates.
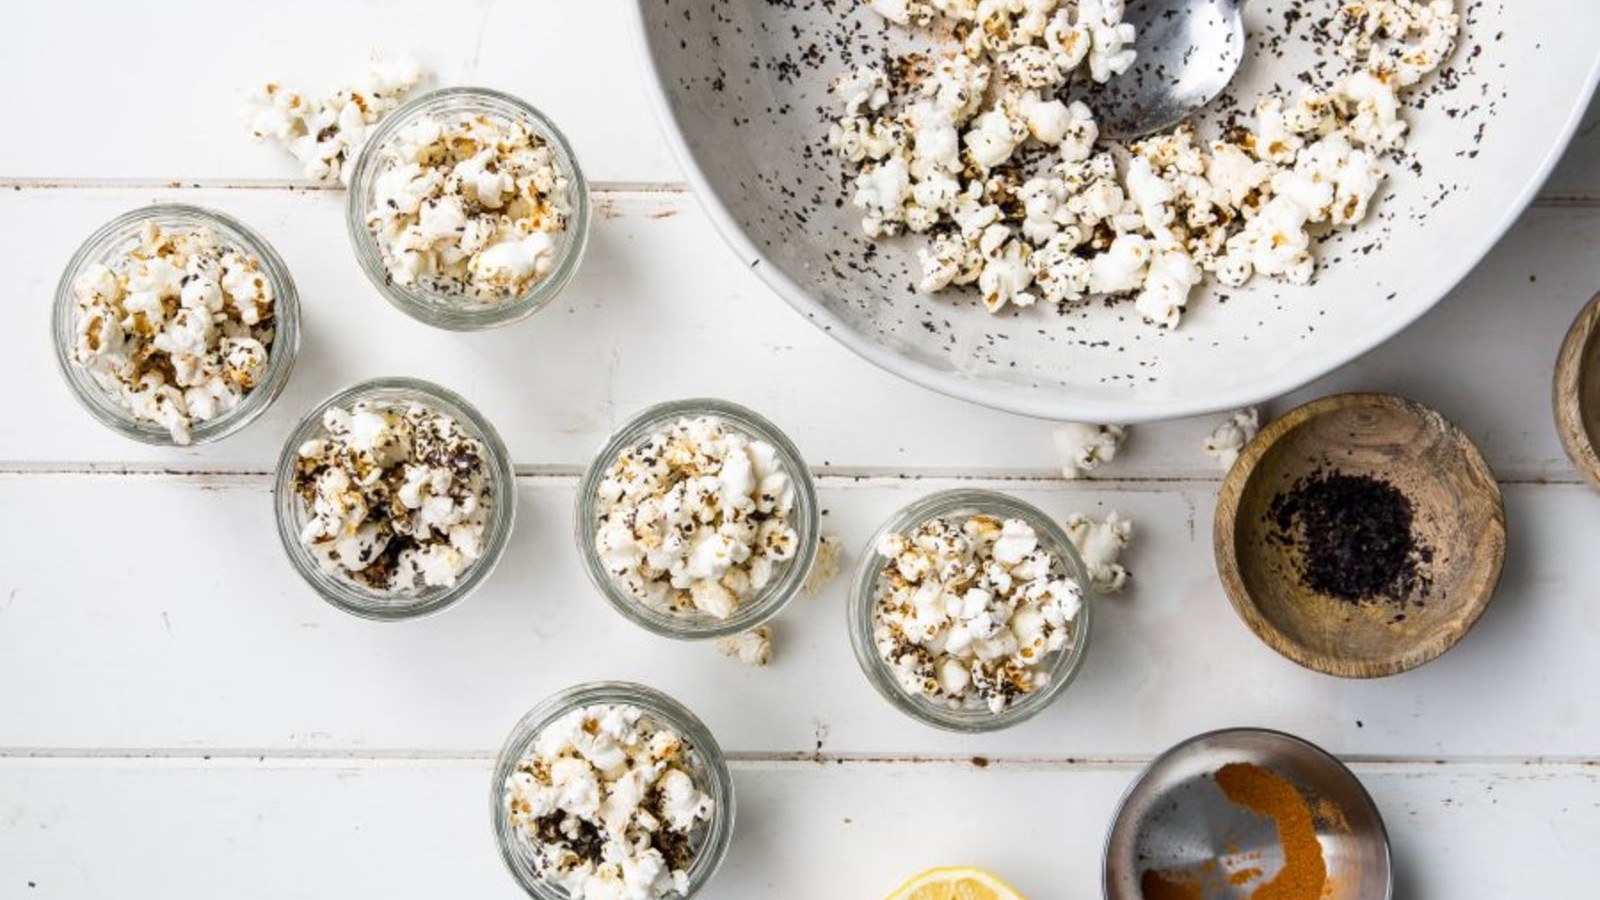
[52,203,301,446]
[574,398,821,640]
[489,680,736,899]
[846,488,1095,733]
[344,86,591,331]
[271,376,517,620]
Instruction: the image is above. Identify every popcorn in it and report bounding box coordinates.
[832,0,1460,329]
[715,626,774,666]
[505,704,714,900]
[1052,422,1125,479]
[1204,407,1261,470]
[292,401,493,592]
[594,416,803,620]
[69,222,278,444]
[1065,510,1133,594]
[871,514,1085,714]
[802,534,845,596]
[364,109,573,305]
[247,54,424,184]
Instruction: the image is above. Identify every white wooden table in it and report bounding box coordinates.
[3,3,1598,897]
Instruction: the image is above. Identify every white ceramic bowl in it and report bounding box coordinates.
[632,1,1600,422]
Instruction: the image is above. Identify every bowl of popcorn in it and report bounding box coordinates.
[273,377,516,619]
[849,489,1092,732]
[53,204,299,446]
[346,86,589,330]
[492,681,735,900]
[576,399,820,640]
[632,0,1600,420]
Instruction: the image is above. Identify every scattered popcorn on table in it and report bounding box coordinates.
[871,514,1085,714]
[1053,422,1126,479]
[594,416,802,620]
[1065,510,1133,594]
[363,107,574,304]
[830,0,1461,328]
[802,533,845,596]
[716,626,774,667]
[247,54,425,184]
[293,401,493,592]
[1204,407,1261,470]
[69,222,277,445]
[503,704,715,900]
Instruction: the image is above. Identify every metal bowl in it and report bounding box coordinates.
[1104,728,1391,900]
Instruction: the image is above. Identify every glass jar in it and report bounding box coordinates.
[345,86,591,330]
[575,399,820,640]
[848,489,1094,733]
[272,377,516,620]
[52,204,300,445]
[490,681,736,899]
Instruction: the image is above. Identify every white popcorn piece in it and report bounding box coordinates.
[802,534,845,596]
[1204,407,1261,470]
[1065,510,1133,594]
[832,0,1460,329]
[595,416,802,620]
[716,626,774,667]
[293,401,493,593]
[247,53,425,185]
[871,514,1084,714]
[1053,422,1126,479]
[69,223,278,445]
[364,110,573,304]
[505,704,714,900]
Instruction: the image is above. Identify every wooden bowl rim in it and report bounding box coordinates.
[1553,291,1600,491]
[1213,392,1507,679]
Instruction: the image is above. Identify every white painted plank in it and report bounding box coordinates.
[6,187,1599,479]
[0,1,680,185]
[0,475,1593,758]
[2,4,1597,201]
[0,758,1592,899]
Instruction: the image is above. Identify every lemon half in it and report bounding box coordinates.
[885,866,1027,900]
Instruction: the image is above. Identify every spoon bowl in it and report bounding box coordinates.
[1087,0,1247,140]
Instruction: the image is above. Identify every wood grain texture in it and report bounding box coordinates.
[7,190,1600,479]
[1553,293,1600,491]
[0,758,1594,900]
[2,474,1592,760]
[1215,394,1506,679]
[0,1,680,185]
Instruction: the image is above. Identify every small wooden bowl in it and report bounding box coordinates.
[1554,292,1600,490]
[1214,393,1506,678]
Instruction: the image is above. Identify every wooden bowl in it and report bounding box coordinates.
[1554,292,1600,489]
[1214,393,1506,678]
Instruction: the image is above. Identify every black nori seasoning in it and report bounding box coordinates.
[1268,470,1433,604]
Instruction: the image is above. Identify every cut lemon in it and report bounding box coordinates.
[885,866,1027,900]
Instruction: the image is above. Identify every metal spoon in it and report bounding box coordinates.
[1086,0,1248,141]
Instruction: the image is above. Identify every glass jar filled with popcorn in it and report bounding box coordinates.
[491,681,736,900]
[273,377,516,619]
[346,86,591,330]
[849,489,1094,732]
[53,204,301,446]
[576,399,821,640]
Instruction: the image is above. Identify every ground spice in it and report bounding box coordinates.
[1267,470,1433,604]
[1214,762,1327,900]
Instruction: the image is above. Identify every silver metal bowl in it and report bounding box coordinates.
[1104,728,1391,900]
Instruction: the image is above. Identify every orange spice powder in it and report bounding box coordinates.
[1214,762,1328,900]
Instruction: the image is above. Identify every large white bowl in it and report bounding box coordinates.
[632,1,1600,422]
